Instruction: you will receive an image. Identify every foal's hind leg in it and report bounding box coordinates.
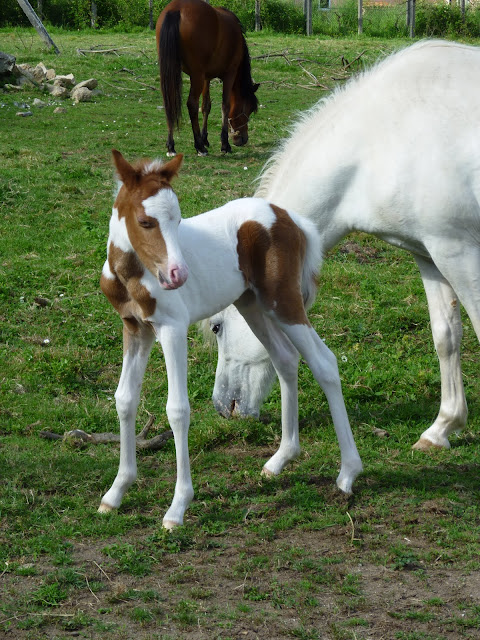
[412,256,467,451]
[279,323,363,494]
[99,323,155,512]
[200,81,211,149]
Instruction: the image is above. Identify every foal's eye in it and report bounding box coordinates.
[138,218,154,229]
[211,324,221,335]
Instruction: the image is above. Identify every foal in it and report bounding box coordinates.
[99,150,362,528]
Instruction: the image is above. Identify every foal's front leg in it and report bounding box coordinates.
[99,324,155,512]
[235,303,302,476]
[156,323,193,529]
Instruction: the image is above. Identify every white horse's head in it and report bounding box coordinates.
[207,305,276,417]
[112,150,188,290]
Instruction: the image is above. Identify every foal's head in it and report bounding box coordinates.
[112,150,188,290]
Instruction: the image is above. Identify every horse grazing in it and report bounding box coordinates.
[99,150,362,528]
[156,0,259,156]
[207,40,480,452]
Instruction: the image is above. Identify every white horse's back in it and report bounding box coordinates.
[257,40,480,256]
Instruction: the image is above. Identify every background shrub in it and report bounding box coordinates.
[0,0,480,37]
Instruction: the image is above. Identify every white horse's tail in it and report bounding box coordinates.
[289,211,322,311]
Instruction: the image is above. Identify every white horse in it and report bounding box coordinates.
[99,150,362,528]
[208,39,480,452]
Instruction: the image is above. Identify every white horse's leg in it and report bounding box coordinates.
[414,246,480,449]
[156,324,193,530]
[279,323,363,494]
[412,256,467,451]
[236,304,301,476]
[99,325,155,512]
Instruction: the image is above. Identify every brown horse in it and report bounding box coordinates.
[156,0,259,156]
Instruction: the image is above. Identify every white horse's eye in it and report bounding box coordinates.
[211,323,221,335]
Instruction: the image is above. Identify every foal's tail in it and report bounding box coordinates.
[159,10,182,130]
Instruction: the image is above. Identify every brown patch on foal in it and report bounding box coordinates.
[236,204,310,325]
[100,244,156,345]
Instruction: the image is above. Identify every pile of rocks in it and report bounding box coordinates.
[1,53,100,104]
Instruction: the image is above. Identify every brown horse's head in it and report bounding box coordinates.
[229,36,260,147]
[229,82,259,147]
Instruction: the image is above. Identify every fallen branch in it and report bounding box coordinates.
[39,415,173,451]
[117,67,158,91]
[342,50,366,70]
[76,46,135,56]
[297,62,330,90]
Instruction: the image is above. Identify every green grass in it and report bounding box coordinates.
[1,27,480,639]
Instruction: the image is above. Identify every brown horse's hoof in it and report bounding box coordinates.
[197,150,208,157]
[166,151,176,157]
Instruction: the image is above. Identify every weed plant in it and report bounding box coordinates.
[1,28,480,640]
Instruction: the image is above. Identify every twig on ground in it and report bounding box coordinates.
[39,415,173,451]
[76,46,135,56]
[117,67,158,91]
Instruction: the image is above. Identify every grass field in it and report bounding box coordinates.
[1,28,480,640]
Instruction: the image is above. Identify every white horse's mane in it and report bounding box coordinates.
[254,39,459,198]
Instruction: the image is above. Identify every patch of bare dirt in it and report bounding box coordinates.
[2,523,480,640]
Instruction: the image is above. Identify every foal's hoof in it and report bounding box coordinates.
[412,437,447,452]
[98,502,115,514]
[163,519,181,530]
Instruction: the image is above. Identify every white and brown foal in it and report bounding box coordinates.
[99,150,362,528]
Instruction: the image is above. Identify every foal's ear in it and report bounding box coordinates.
[112,149,137,190]
[159,153,183,183]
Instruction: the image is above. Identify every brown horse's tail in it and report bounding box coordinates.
[159,10,182,130]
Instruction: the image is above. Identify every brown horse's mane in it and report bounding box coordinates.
[218,6,258,114]
[237,33,259,114]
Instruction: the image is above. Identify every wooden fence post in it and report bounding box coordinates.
[149,0,154,29]
[255,0,261,31]
[409,0,415,37]
[91,1,97,28]
[305,0,312,35]
[16,0,60,53]
[358,0,363,34]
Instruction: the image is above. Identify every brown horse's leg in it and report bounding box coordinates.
[166,119,176,157]
[201,81,211,149]
[187,74,208,156]
[221,76,234,154]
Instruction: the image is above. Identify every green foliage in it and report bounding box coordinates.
[2,0,480,37]
[415,1,480,38]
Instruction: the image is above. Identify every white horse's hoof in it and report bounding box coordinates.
[98,502,115,513]
[163,519,181,530]
[412,437,447,451]
[261,466,276,478]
